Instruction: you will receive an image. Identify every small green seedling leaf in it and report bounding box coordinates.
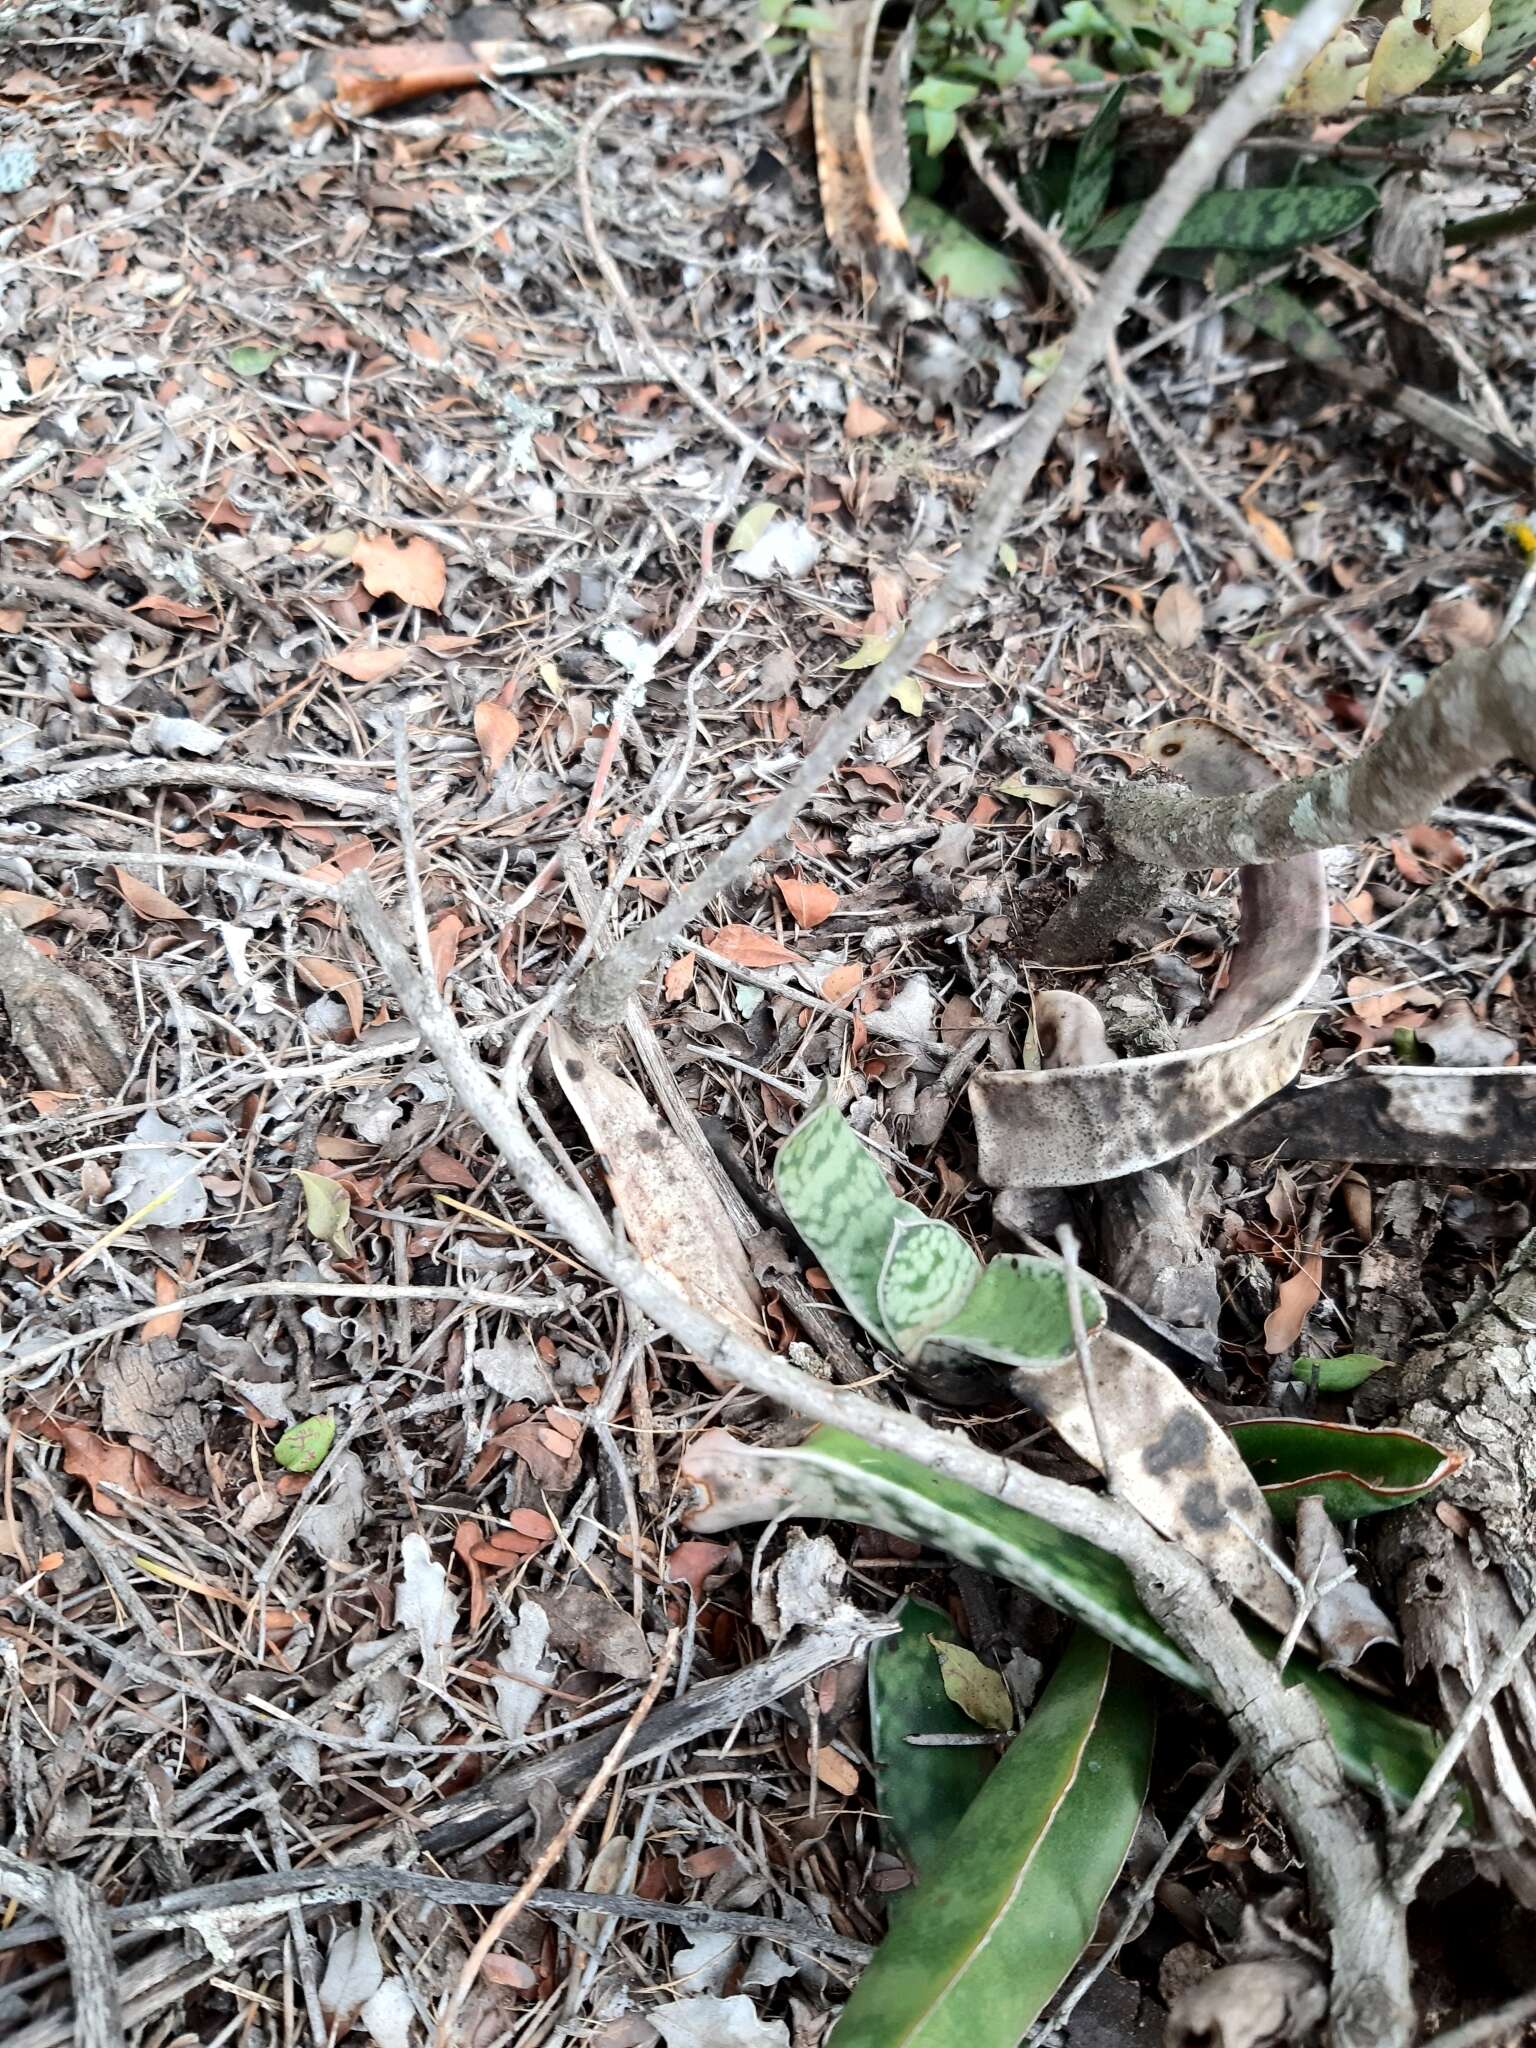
[274,1415,336,1474]
[296,1168,355,1258]
[1230,1416,1460,1523]
[924,1252,1104,1371]
[775,1096,915,1348]
[870,1600,993,1883]
[930,1637,1014,1732]
[727,502,779,554]
[1080,182,1377,255]
[902,196,1022,298]
[1062,80,1126,249]
[227,343,282,377]
[878,1218,982,1360]
[1290,1353,1392,1394]
[830,1631,1152,2048]
[839,631,900,670]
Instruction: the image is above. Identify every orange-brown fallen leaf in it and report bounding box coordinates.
[352,532,447,611]
[327,643,413,683]
[25,1413,200,1518]
[474,700,521,777]
[775,873,839,930]
[703,922,800,969]
[294,954,365,1034]
[1263,1252,1324,1354]
[114,867,193,923]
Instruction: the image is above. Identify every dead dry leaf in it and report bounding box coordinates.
[327,643,413,683]
[774,874,839,930]
[545,1017,762,1388]
[352,533,447,611]
[1264,1251,1324,1353]
[703,923,800,970]
[295,955,364,1034]
[474,700,521,776]
[0,891,59,929]
[663,952,696,1002]
[1153,583,1203,650]
[1244,504,1294,561]
[844,395,892,438]
[114,867,193,923]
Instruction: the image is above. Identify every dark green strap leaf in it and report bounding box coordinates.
[1229,1416,1461,1522]
[1062,81,1127,249]
[1080,181,1377,255]
[869,1598,994,1884]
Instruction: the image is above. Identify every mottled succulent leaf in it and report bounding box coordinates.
[1062,81,1126,248]
[830,1632,1152,2048]
[924,1253,1100,1369]
[274,1415,336,1474]
[1435,0,1536,77]
[680,1426,1450,1810]
[1230,1416,1461,1522]
[870,1599,993,1884]
[878,1219,983,1360]
[1080,182,1377,254]
[775,1096,913,1348]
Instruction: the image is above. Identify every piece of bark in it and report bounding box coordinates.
[1353,1178,1445,1366]
[1364,1231,1536,1904]
[1226,1070,1536,1170]
[0,913,128,1094]
[1095,1154,1221,1363]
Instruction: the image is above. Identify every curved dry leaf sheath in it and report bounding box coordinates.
[971,1009,1316,1188]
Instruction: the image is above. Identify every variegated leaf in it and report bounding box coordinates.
[878,1217,982,1360]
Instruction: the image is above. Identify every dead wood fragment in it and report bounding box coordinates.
[1364,1232,1536,1904]
[0,912,129,1094]
[1226,1070,1536,1169]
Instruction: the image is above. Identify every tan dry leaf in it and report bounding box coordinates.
[545,1016,763,1388]
[1264,1251,1324,1353]
[1153,582,1204,650]
[294,954,364,1034]
[1244,504,1294,561]
[703,922,800,970]
[474,700,521,776]
[821,963,863,1005]
[0,415,38,461]
[0,892,59,929]
[351,533,447,611]
[1346,974,1433,1028]
[114,867,193,923]
[775,874,839,930]
[663,952,696,1002]
[844,395,892,439]
[428,912,464,992]
[142,1264,185,1342]
[327,643,413,683]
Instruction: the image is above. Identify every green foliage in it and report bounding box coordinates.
[1228,1417,1460,1522]
[1078,180,1378,255]
[902,196,1023,297]
[273,1415,336,1473]
[774,1097,1101,1372]
[1291,1353,1393,1394]
[870,1600,994,1882]
[831,1631,1152,2048]
[1062,82,1126,248]
[770,1427,1451,1808]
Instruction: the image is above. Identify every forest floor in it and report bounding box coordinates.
[2,5,1536,2046]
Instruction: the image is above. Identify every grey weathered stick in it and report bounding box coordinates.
[566,0,1359,1038]
[0,1850,124,2048]
[0,756,385,821]
[341,865,1412,2048]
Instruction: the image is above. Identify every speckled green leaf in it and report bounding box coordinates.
[1230,1416,1460,1522]
[273,1414,336,1474]
[1433,0,1536,80]
[1062,81,1126,249]
[685,1426,1447,1808]
[924,1253,1102,1372]
[870,1599,993,1883]
[775,1096,913,1348]
[1081,182,1377,255]
[878,1219,982,1360]
[831,1631,1152,2048]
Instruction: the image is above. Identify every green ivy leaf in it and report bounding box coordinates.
[274,1415,336,1473]
[902,195,1022,297]
[909,74,983,110]
[1230,1416,1460,1522]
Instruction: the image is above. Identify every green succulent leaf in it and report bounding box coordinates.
[1080,181,1378,254]
[870,1599,994,1884]
[902,195,1023,297]
[226,343,282,377]
[775,1096,912,1348]
[878,1218,983,1361]
[1229,1417,1460,1522]
[1063,81,1126,248]
[830,1631,1153,2048]
[273,1414,336,1474]
[924,1253,1103,1371]
[714,1426,1448,1809]
[1290,1353,1393,1394]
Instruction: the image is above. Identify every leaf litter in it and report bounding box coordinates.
[0,3,1533,2044]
